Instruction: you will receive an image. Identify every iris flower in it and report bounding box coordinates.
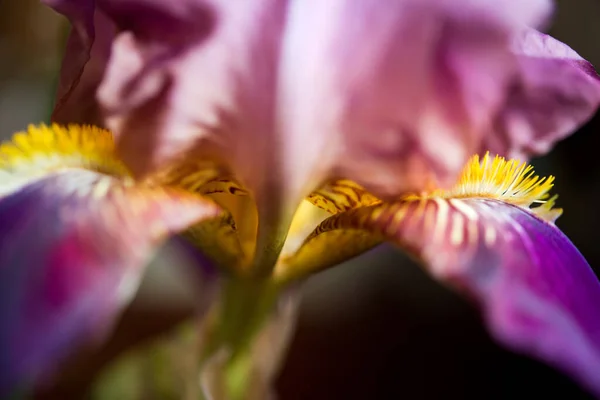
[2,0,600,398]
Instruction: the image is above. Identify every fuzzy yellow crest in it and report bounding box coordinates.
[0,124,130,196]
[418,152,562,221]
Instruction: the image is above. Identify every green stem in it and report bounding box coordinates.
[199,278,283,400]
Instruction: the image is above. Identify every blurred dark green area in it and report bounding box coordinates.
[1,1,599,399]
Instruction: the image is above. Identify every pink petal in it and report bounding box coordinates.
[46,1,551,195]
[45,0,116,126]
[280,0,554,198]
[97,0,285,199]
[46,1,599,205]
[482,29,600,159]
[0,169,220,395]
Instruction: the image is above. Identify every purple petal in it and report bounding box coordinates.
[311,198,600,395]
[0,170,220,395]
[483,29,600,159]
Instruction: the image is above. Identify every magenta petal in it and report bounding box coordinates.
[483,29,600,159]
[411,200,600,395]
[481,204,600,395]
[0,170,220,395]
[314,198,600,395]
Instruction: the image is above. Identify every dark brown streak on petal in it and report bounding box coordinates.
[307,180,381,214]
[184,211,245,273]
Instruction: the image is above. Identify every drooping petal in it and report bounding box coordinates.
[290,197,600,396]
[0,125,222,395]
[483,29,600,159]
[283,153,600,394]
[92,0,291,270]
[0,170,221,395]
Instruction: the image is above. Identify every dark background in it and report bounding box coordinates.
[1,1,599,399]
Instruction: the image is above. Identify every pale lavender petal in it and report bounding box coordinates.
[94,0,553,270]
[95,0,295,268]
[97,0,283,193]
[0,170,220,396]
[483,29,600,159]
[45,1,598,206]
[281,0,552,198]
[309,198,600,395]
[44,0,550,198]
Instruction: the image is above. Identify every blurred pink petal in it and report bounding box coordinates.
[308,198,600,396]
[0,169,220,395]
[45,0,558,199]
[280,0,554,198]
[98,0,286,207]
[483,29,600,159]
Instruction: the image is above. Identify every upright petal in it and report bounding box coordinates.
[93,0,291,269]
[96,0,284,193]
[54,0,547,268]
[46,0,599,205]
[47,0,578,272]
[44,0,116,125]
[0,125,222,395]
[483,29,600,159]
[279,0,552,198]
[90,0,552,197]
